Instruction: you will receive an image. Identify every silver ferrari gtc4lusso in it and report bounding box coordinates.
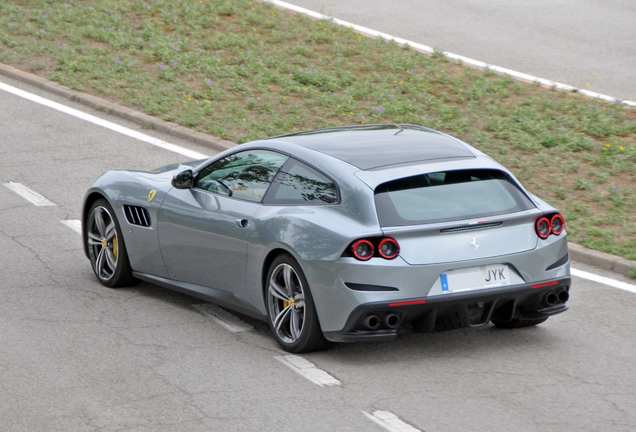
[82,124,570,352]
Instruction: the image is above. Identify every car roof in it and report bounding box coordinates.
[266,124,476,170]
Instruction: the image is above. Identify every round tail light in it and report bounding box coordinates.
[551,214,564,235]
[378,238,399,259]
[536,217,551,239]
[352,240,374,261]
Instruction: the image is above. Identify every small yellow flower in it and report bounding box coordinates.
[619,146,624,150]
[349,112,353,115]
[361,121,365,124]
[459,73,462,76]
[394,80,397,83]
[182,101,186,104]
[319,22,322,25]
[603,148,607,151]
[460,89,463,92]
[586,83,590,86]
[400,80,404,83]
[283,97,286,100]
[607,144,611,147]
[422,81,425,84]
[332,34,335,37]
[304,88,307,91]
[449,113,452,116]
[505,102,509,105]
[195,99,198,102]
[206,100,210,103]
[251,7,254,9]
[324,28,327,31]
[406,70,410,74]
[410,78,413,81]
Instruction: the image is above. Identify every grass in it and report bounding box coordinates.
[1,0,636,262]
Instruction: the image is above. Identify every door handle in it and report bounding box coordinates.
[235,218,248,228]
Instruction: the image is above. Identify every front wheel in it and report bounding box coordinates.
[266,254,329,353]
[491,317,548,329]
[85,199,136,288]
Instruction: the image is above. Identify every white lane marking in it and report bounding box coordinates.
[363,411,421,432]
[0,81,210,160]
[61,219,82,234]
[268,0,636,108]
[571,267,636,294]
[3,182,56,206]
[192,303,253,333]
[274,354,340,387]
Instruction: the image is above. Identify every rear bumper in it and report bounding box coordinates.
[323,277,570,342]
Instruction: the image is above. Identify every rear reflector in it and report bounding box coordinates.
[532,281,559,289]
[389,300,427,307]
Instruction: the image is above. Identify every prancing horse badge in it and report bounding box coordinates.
[148,189,157,203]
[470,237,480,250]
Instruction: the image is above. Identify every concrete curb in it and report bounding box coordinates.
[0,63,634,279]
[568,243,635,278]
[0,63,235,154]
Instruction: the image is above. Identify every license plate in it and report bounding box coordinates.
[440,265,510,293]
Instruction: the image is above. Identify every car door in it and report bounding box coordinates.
[157,149,289,294]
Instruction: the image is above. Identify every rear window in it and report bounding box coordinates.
[374,169,535,226]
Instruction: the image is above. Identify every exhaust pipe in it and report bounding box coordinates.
[383,313,400,329]
[545,292,558,306]
[558,290,569,303]
[362,315,381,330]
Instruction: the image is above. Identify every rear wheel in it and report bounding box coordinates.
[266,254,329,353]
[85,199,136,288]
[491,317,548,329]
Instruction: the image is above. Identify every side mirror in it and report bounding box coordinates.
[172,169,193,189]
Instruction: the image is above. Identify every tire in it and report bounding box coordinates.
[265,254,330,353]
[85,199,136,288]
[491,317,548,329]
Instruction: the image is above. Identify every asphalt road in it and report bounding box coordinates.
[285,0,636,102]
[2,75,636,431]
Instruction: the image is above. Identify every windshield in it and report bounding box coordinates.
[374,169,535,227]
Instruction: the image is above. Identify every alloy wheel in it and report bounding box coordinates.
[267,263,306,344]
[87,205,119,281]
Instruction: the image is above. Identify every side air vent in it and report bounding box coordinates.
[440,222,502,233]
[123,205,150,227]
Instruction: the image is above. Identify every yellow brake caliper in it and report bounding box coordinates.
[112,236,118,260]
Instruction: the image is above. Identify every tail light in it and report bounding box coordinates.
[378,238,399,259]
[352,240,374,261]
[551,214,564,235]
[536,217,551,239]
[536,213,565,239]
[349,237,400,261]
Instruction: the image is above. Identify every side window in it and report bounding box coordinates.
[264,159,339,205]
[194,150,288,202]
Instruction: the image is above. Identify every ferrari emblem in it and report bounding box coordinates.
[470,237,480,250]
[148,189,157,203]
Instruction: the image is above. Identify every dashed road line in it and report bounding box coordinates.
[274,354,340,387]
[192,303,254,333]
[60,219,82,234]
[0,81,209,160]
[3,182,56,206]
[363,411,421,432]
[571,267,636,294]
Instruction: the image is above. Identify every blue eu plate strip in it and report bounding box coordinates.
[441,274,449,291]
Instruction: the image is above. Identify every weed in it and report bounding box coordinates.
[0,0,635,260]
